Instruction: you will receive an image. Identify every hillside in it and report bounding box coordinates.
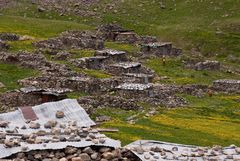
[0,0,239,148]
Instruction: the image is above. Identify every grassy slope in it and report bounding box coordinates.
[98,94,240,146]
[0,0,240,146]
[0,63,38,92]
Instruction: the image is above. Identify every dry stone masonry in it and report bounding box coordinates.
[34,31,104,50]
[213,79,240,93]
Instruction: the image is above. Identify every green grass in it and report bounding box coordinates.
[99,94,240,146]
[70,49,95,59]
[145,57,240,85]
[83,69,112,79]
[8,40,34,52]
[0,63,38,92]
[0,15,93,38]
[67,91,89,99]
[105,41,140,54]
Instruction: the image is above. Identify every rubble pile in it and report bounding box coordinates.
[0,40,9,50]
[78,94,140,113]
[213,79,240,93]
[0,33,20,41]
[186,60,221,71]
[34,31,104,50]
[0,51,76,77]
[8,146,139,161]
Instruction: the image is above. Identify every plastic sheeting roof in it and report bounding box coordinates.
[125,140,240,161]
[0,99,121,158]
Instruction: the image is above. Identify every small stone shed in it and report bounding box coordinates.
[95,49,128,62]
[20,87,72,103]
[71,56,109,70]
[108,62,142,74]
[123,73,154,84]
[115,83,154,98]
[140,42,182,56]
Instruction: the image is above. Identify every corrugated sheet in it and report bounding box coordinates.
[0,137,120,158]
[0,99,121,158]
[125,140,239,161]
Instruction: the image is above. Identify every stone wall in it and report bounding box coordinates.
[34,31,104,50]
[213,79,240,93]
[0,41,9,51]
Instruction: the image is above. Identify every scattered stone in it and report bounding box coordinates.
[56,111,65,118]
[29,121,40,129]
[79,153,91,161]
[0,121,9,127]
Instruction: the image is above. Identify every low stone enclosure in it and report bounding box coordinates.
[0,99,239,161]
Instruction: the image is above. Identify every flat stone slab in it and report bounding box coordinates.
[141,42,172,47]
[96,49,126,56]
[110,62,141,69]
[116,83,152,91]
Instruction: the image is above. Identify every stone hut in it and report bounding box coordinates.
[140,42,182,56]
[108,62,142,74]
[20,87,71,103]
[123,73,154,84]
[71,56,108,69]
[95,49,128,62]
[213,79,240,93]
[116,83,154,98]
